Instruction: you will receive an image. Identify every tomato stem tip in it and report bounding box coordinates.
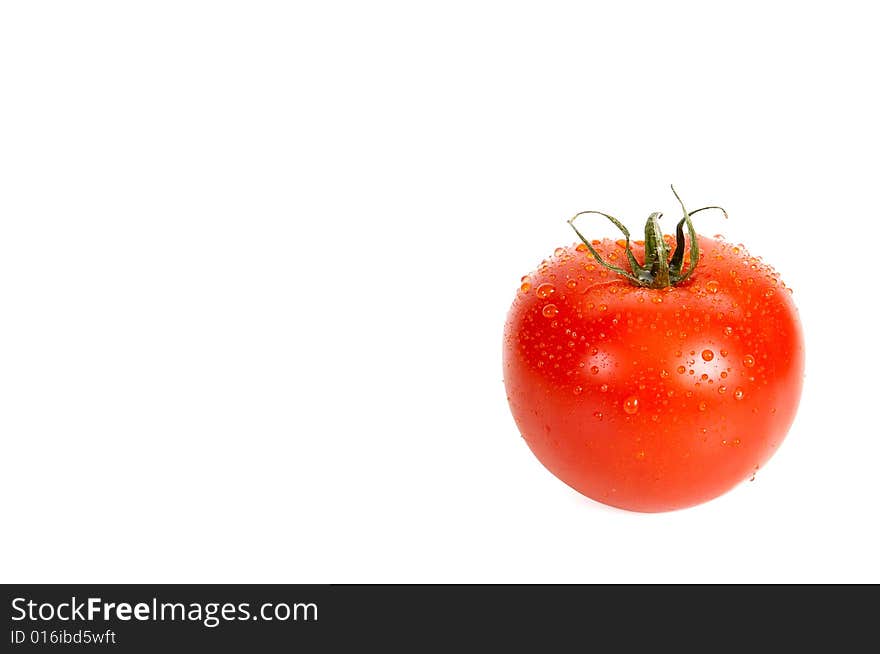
[568,185,728,289]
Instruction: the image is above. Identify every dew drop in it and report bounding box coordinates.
[701,349,715,362]
[659,369,670,379]
[718,385,727,394]
[623,396,639,415]
[576,243,588,253]
[590,366,599,375]
[566,279,578,290]
[542,304,559,318]
[593,411,603,420]
[520,282,531,293]
[734,387,744,400]
[599,383,609,393]
[764,288,775,298]
[651,295,663,304]
[743,354,756,368]
[705,280,720,294]
[536,283,556,299]
[676,365,686,374]
[698,401,707,411]
[573,385,583,395]
[723,326,733,336]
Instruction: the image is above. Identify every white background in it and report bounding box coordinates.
[1,1,877,583]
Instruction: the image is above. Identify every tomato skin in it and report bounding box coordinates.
[503,236,804,512]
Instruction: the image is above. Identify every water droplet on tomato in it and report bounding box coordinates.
[566,279,577,289]
[677,365,686,374]
[764,288,775,298]
[600,383,609,392]
[593,411,603,419]
[536,283,556,299]
[705,280,720,294]
[698,401,707,411]
[520,282,531,293]
[659,369,670,379]
[718,385,727,394]
[590,365,599,375]
[743,354,755,368]
[542,304,558,318]
[701,349,714,362]
[734,387,744,400]
[651,295,663,304]
[623,396,639,415]
[573,385,583,395]
[554,247,565,257]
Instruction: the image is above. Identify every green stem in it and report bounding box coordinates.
[568,186,727,289]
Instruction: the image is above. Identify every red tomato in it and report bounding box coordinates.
[503,191,804,512]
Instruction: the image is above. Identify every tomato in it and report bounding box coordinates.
[502,189,804,512]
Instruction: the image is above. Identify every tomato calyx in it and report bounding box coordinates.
[567,185,728,289]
